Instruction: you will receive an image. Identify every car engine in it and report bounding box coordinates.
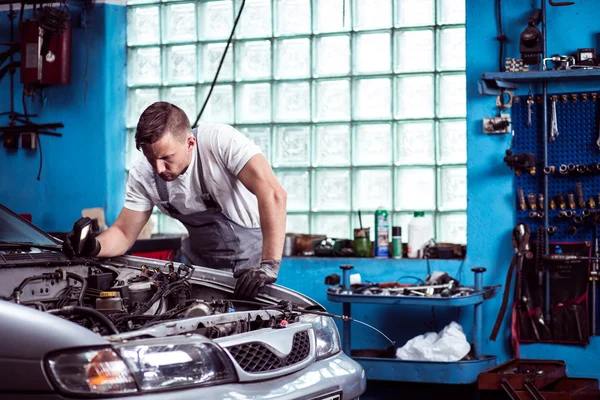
[0,259,303,338]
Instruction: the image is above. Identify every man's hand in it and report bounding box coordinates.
[62,218,101,259]
[233,260,281,300]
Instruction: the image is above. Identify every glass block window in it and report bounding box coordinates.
[126,0,467,244]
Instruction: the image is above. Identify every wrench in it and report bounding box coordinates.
[527,96,533,126]
[550,96,559,141]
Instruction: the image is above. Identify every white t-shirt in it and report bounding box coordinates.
[124,123,262,228]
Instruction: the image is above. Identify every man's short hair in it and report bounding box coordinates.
[135,102,191,150]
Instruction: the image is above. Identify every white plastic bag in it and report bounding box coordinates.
[395,321,471,362]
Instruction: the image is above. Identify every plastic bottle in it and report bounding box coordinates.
[408,212,432,258]
[374,207,390,258]
[391,226,402,259]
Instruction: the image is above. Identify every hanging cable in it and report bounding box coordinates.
[192,0,246,128]
[495,0,508,71]
[36,135,43,180]
[21,86,43,180]
[38,5,70,35]
[16,1,24,47]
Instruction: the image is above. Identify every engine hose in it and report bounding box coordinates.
[11,275,48,300]
[66,272,87,306]
[47,306,118,335]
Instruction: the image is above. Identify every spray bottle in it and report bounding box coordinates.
[374,207,390,258]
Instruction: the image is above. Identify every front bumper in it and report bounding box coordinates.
[15,352,365,400]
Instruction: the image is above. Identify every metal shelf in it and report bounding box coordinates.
[479,69,600,95]
[355,356,497,385]
[328,266,498,384]
[327,285,499,307]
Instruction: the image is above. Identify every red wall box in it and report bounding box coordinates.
[20,19,71,85]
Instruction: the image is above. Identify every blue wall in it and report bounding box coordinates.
[0,2,126,231]
[2,0,600,383]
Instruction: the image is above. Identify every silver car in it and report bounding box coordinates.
[0,204,366,399]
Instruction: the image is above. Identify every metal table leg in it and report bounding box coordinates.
[472,267,486,359]
[341,265,353,355]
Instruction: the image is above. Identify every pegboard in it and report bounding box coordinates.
[512,91,600,242]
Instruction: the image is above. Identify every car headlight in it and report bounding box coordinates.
[46,342,236,396]
[300,314,341,360]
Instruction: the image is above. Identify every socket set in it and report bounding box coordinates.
[544,163,600,176]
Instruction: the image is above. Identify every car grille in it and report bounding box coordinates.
[227,330,311,373]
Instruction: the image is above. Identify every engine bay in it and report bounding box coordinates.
[0,259,305,339]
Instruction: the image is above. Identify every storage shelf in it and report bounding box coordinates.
[484,69,600,82]
[479,69,600,95]
[327,285,499,307]
[330,266,498,384]
[355,356,497,384]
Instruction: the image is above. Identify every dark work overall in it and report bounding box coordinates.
[153,128,263,273]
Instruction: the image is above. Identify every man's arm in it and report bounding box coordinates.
[237,154,287,261]
[96,208,152,257]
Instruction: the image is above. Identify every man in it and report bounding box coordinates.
[62,102,287,300]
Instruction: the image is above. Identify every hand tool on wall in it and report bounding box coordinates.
[568,193,576,210]
[559,164,568,175]
[522,295,541,341]
[548,0,575,6]
[490,223,532,356]
[557,210,573,218]
[556,192,566,210]
[577,183,586,208]
[504,152,536,175]
[536,226,545,286]
[593,236,598,335]
[528,193,538,210]
[550,96,559,141]
[518,188,527,211]
[527,96,534,126]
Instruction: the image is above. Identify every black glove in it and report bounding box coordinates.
[233,260,280,300]
[62,218,101,259]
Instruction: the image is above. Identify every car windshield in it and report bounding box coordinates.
[0,205,57,245]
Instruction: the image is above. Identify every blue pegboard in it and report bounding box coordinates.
[512,92,600,242]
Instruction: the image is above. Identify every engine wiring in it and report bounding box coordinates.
[222,298,396,347]
[3,260,395,345]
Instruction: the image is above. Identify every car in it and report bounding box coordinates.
[0,203,366,399]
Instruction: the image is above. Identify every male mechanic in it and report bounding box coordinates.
[62,102,287,300]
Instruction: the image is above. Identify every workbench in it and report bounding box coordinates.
[327,266,499,384]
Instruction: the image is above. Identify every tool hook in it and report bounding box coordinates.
[549,0,574,6]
